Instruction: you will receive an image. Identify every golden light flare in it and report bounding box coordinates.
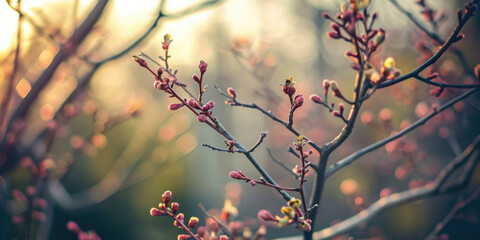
[39,104,54,120]
[91,134,107,149]
[340,179,358,195]
[158,125,176,142]
[15,78,31,98]
[37,49,54,69]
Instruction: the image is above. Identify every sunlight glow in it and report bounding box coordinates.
[15,78,31,98]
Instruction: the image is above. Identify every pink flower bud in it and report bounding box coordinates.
[207,101,215,108]
[257,209,276,222]
[322,79,330,90]
[293,94,304,108]
[67,221,82,234]
[310,94,323,104]
[219,235,229,240]
[192,74,200,83]
[197,115,207,122]
[196,226,206,237]
[177,235,190,240]
[332,110,342,117]
[229,171,244,180]
[188,217,199,229]
[327,31,340,39]
[162,190,172,205]
[455,34,465,42]
[227,87,236,98]
[133,56,148,68]
[168,103,184,111]
[187,98,201,109]
[157,67,163,77]
[249,180,256,186]
[171,202,179,214]
[330,23,340,32]
[150,208,164,216]
[174,213,185,228]
[338,103,344,114]
[199,60,208,73]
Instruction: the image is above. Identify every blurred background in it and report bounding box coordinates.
[1,0,479,239]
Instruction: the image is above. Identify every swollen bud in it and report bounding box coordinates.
[162,191,172,205]
[157,67,164,77]
[310,94,323,104]
[192,74,200,83]
[227,87,236,98]
[199,60,208,74]
[171,202,180,214]
[188,217,199,229]
[197,115,207,122]
[168,103,184,111]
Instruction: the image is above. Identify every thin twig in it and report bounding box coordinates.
[198,203,230,236]
[266,149,300,179]
[425,188,480,240]
[325,88,478,179]
[379,4,476,88]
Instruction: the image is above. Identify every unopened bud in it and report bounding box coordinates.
[257,210,276,222]
[192,74,200,83]
[178,235,190,240]
[67,221,81,234]
[162,191,172,205]
[187,98,201,109]
[197,115,207,122]
[293,94,304,108]
[227,87,236,98]
[310,94,323,104]
[332,110,342,117]
[133,56,148,68]
[229,171,245,180]
[150,208,164,216]
[171,202,180,214]
[157,67,164,77]
[249,180,256,186]
[219,235,229,240]
[327,31,340,39]
[188,217,199,229]
[199,60,208,73]
[454,34,465,42]
[168,103,184,111]
[174,213,185,228]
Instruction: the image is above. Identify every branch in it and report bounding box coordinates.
[325,88,478,179]
[378,2,477,88]
[266,149,300,179]
[425,187,480,240]
[280,134,480,240]
[388,0,476,77]
[214,85,322,153]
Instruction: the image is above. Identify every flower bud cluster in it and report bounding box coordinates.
[150,190,205,239]
[66,221,101,240]
[257,198,311,232]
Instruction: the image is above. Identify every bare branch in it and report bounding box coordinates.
[325,88,478,179]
